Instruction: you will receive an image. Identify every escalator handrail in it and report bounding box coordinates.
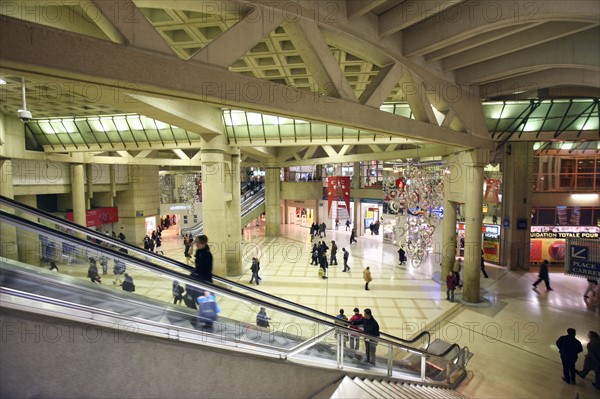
[0,195,431,349]
[0,209,432,358]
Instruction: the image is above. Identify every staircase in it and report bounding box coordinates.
[324,376,467,399]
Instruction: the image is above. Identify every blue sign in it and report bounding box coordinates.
[571,245,588,260]
[566,242,600,278]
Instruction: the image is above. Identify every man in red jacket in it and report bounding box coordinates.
[348,308,364,350]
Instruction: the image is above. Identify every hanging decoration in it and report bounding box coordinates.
[327,176,351,219]
[178,174,202,215]
[383,163,445,267]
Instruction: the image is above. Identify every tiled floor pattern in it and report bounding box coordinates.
[25,220,600,398]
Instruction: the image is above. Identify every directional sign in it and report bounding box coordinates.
[566,239,600,279]
[571,245,588,260]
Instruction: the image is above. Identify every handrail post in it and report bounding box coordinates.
[336,327,341,369]
[387,344,393,377]
[420,354,427,382]
[340,329,344,369]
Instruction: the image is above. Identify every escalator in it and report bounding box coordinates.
[180,187,265,237]
[0,195,470,397]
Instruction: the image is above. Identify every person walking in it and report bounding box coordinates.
[453,257,462,288]
[330,241,338,265]
[446,271,457,302]
[155,234,164,254]
[348,308,364,350]
[249,257,261,285]
[363,266,372,291]
[345,219,351,231]
[480,250,489,278]
[319,253,329,279]
[398,247,406,265]
[194,235,213,284]
[556,328,583,384]
[350,229,357,244]
[533,260,553,291]
[342,248,350,272]
[576,331,600,389]
[350,308,380,365]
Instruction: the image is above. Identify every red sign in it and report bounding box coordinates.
[327,176,351,217]
[67,207,119,227]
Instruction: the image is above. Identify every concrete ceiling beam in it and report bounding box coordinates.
[379,0,465,36]
[456,28,600,84]
[92,0,174,54]
[443,22,597,71]
[283,19,357,101]
[0,17,493,150]
[347,0,389,19]
[403,0,600,58]
[424,24,536,62]
[480,69,600,99]
[192,5,284,67]
[282,144,456,166]
[359,62,404,108]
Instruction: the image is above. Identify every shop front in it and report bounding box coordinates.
[160,203,202,234]
[456,222,502,263]
[530,226,600,264]
[361,199,382,236]
[286,200,317,227]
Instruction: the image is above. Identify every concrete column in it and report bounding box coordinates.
[352,162,360,234]
[0,159,18,261]
[462,149,486,303]
[501,142,533,270]
[71,164,87,228]
[109,164,117,200]
[441,197,457,280]
[86,164,94,209]
[265,164,281,237]
[201,135,228,277]
[225,149,242,276]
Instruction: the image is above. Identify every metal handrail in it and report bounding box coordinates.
[0,195,431,350]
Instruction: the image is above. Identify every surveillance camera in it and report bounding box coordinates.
[17,109,32,123]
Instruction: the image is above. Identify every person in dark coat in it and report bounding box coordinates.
[319,253,328,279]
[194,235,213,283]
[350,229,357,244]
[172,280,185,305]
[351,308,380,365]
[533,259,553,291]
[556,328,583,384]
[342,248,350,272]
[480,249,489,278]
[249,257,261,285]
[446,271,457,302]
[576,331,600,389]
[330,241,338,265]
[311,244,319,265]
[398,247,406,265]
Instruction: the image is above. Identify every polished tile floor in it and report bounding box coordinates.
[168,221,600,398]
[36,219,599,398]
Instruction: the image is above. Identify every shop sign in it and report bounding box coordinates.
[66,207,119,227]
[530,232,600,239]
